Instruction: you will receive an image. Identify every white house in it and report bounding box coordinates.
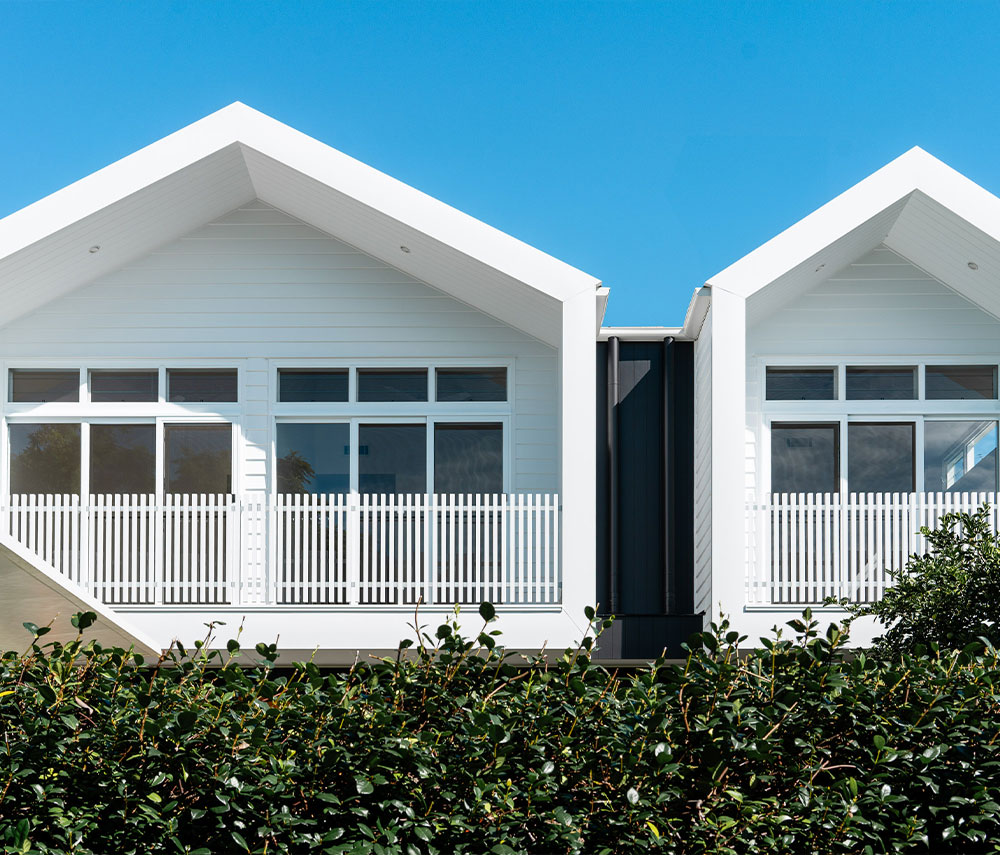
[0,104,599,662]
[699,147,1000,645]
[2,106,999,659]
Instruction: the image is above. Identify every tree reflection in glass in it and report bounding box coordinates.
[9,423,81,494]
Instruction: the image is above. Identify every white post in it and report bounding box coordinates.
[559,289,597,627]
[707,288,747,629]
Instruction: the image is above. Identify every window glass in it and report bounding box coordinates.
[770,423,839,494]
[435,423,503,493]
[164,424,232,494]
[359,424,426,493]
[167,369,238,403]
[278,369,348,403]
[848,423,914,493]
[845,366,916,400]
[275,423,350,493]
[357,369,427,402]
[765,368,836,401]
[9,370,79,403]
[90,424,155,494]
[926,365,997,400]
[436,368,507,402]
[9,423,81,494]
[924,420,998,493]
[90,370,158,403]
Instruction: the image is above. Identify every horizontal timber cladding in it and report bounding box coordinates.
[0,202,558,496]
[595,338,697,659]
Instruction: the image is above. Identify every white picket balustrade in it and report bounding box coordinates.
[746,492,1000,604]
[2,493,561,608]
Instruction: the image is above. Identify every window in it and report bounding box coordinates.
[90,370,158,403]
[275,423,349,493]
[926,365,997,400]
[167,369,238,403]
[770,423,839,494]
[164,424,232,494]
[435,423,503,492]
[9,423,81,494]
[846,367,916,400]
[925,420,998,492]
[278,369,348,403]
[436,368,507,402]
[357,369,427,402]
[848,423,914,493]
[90,424,156,494]
[359,424,426,493]
[765,367,836,401]
[9,370,79,403]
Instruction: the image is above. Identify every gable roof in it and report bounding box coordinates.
[705,147,1000,326]
[0,103,601,346]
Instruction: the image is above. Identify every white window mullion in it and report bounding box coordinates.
[839,416,849,497]
[80,422,90,499]
[426,417,435,495]
[349,420,359,494]
[914,417,925,493]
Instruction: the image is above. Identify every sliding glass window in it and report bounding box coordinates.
[164,424,232,494]
[275,423,349,493]
[770,423,839,494]
[359,424,427,494]
[925,421,998,492]
[8,424,81,494]
[847,423,914,493]
[434,423,503,493]
[90,425,155,494]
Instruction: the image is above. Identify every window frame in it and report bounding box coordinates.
[760,356,1000,495]
[0,359,243,500]
[271,414,512,496]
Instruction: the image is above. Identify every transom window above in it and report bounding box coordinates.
[9,370,80,403]
[845,366,916,400]
[926,365,997,400]
[436,368,507,402]
[357,369,428,402]
[167,369,238,403]
[278,369,348,403]
[90,370,158,403]
[765,367,835,401]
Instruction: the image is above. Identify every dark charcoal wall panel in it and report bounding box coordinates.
[595,337,698,659]
[616,343,665,613]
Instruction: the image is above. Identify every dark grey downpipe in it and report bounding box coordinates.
[607,336,620,614]
[662,336,675,615]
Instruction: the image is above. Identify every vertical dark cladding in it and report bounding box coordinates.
[595,338,702,660]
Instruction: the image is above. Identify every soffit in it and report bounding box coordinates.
[241,146,563,344]
[885,191,1000,323]
[746,198,909,326]
[0,145,255,330]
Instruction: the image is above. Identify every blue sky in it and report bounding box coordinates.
[2,1,1000,326]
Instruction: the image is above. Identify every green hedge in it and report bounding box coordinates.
[2,606,1000,854]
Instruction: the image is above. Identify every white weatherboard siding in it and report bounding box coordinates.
[0,202,558,495]
[692,306,712,618]
[746,245,1000,500]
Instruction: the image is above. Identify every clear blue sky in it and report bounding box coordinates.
[3,1,1000,326]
